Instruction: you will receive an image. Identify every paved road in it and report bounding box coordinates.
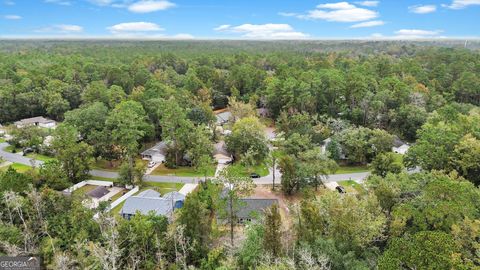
[0,142,370,184]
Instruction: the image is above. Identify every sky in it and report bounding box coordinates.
[0,0,479,39]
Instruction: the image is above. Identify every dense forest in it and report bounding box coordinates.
[1,40,480,269]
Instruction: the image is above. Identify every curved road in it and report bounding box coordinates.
[0,142,369,184]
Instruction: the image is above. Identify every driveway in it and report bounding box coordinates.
[0,142,371,184]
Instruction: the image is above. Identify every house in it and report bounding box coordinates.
[213,141,233,164]
[215,111,232,126]
[120,189,185,220]
[392,137,410,155]
[14,117,57,129]
[224,198,279,224]
[141,141,168,163]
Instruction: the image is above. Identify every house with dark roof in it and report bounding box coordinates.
[215,111,232,126]
[120,189,185,220]
[14,116,57,129]
[223,197,279,224]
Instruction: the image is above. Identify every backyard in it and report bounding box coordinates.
[0,163,32,173]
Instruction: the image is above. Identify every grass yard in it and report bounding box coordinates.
[230,163,270,177]
[151,163,216,177]
[72,184,97,196]
[26,153,56,162]
[4,145,18,153]
[335,164,370,174]
[142,181,184,195]
[92,158,147,172]
[91,159,122,172]
[0,138,5,143]
[0,163,32,173]
[89,175,118,181]
[338,180,366,194]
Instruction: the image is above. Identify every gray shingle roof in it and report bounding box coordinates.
[120,197,174,216]
[163,191,186,202]
[216,111,231,124]
[15,116,55,125]
[141,141,168,157]
[137,189,161,198]
[225,198,279,220]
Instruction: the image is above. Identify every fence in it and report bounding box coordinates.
[63,180,114,193]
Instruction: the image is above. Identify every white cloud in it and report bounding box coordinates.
[409,5,437,14]
[214,23,310,39]
[107,22,164,34]
[4,0,15,5]
[350,20,384,28]
[214,24,231,31]
[299,2,379,22]
[172,33,194,39]
[392,29,444,39]
[4,14,21,20]
[35,24,83,33]
[127,0,175,13]
[442,0,480,9]
[356,1,379,7]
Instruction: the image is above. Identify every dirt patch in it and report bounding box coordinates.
[250,185,304,228]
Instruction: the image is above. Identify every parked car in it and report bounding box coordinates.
[250,173,260,178]
[23,147,34,155]
[147,161,156,168]
[336,186,346,194]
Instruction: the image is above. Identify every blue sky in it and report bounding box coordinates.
[0,0,479,39]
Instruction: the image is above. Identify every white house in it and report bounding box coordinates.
[213,141,232,164]
[14,117,57,129]
[392,137,410,155]
[141,141,168,163]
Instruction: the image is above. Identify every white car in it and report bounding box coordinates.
[147,161,156,168]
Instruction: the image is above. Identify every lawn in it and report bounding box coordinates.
[0,138,5,143]
[338,180,366,194]
[91,159,122,172]
[230,163,270,177]
[335,164,370,174]
[89,175,118,181]
[72,184,97,196]
[0,163,32,173]
[26,153,56,162]
[92,158,147,172]
[151,163,216,177]
[4,145,18,153]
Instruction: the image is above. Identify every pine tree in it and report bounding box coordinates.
[263,204,282,257]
